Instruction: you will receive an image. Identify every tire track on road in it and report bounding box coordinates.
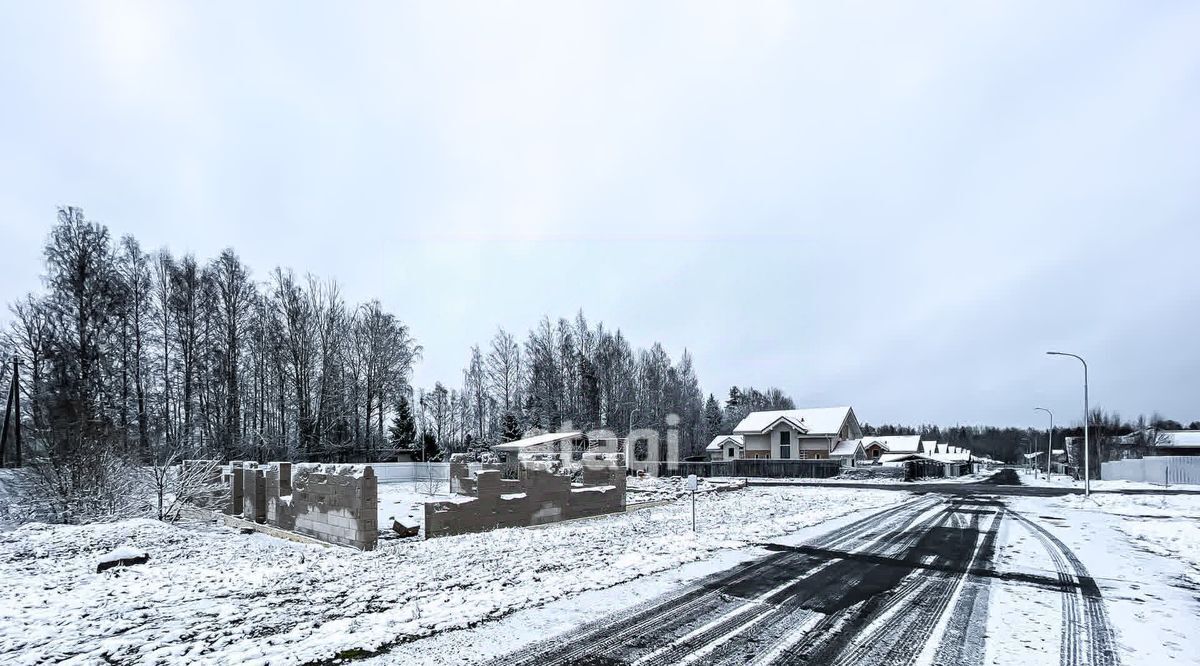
[684,501,960,666]
[493,496,937,666]
[1007,510,1119,666]
[784,500,1000,666]
[928,500,1004,666]
[753,502,974,665]
[830,500,1001,666]
[626,498,949,666]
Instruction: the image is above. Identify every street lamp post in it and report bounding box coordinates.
[1035,407,1053,478]
[1046,351,1089,496]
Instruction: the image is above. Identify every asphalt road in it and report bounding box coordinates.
[489,490,1120,666]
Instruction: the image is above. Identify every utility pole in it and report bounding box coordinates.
[0,365,12,468]
[1035,407,1053,478]
[12,358,20,467]
[1047,351,1090,497]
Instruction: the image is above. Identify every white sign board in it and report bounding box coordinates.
[686,474,698,492]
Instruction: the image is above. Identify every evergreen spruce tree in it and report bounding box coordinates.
[388,394,417,450]
[704,394,723,437]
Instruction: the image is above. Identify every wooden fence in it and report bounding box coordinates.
[649,459,843,479]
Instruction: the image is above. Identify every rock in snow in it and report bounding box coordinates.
[392,518,419,538]
[96,546,150,573]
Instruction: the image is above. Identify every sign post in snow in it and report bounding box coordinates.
[687,474,698,532]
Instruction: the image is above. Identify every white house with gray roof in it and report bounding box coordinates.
[705,435,745,461]
[731,407,863,461]
[860,435,924,461]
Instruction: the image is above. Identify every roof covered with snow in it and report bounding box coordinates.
[860,435,923,454]
[1157,431,1200,448]
[705,435,745,452]
[878,453,929,464]
[492,431,584,452]
[733,406,854,436]
[830,439,864,457]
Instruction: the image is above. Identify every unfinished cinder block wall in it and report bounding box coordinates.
[425,457,625,538]
[241,463,268,524]
[226,461,245,515]
[224,462,378,550]
[290,464,378,550]
[264,462,294,530]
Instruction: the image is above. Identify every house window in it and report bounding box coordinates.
[728,447,735,458]
[780,431,791,459]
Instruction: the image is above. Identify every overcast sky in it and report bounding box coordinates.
[1,1,1198,428]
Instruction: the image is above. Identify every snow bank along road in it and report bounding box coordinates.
[490,493,1132,666]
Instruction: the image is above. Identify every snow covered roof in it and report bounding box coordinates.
[492,431,584,453]
[1157,431,1200,448]
[733,407,854,436]
[860,435,923,454]
[878,453,929,464]
[705,435,745,452]
[830,439,864,458]
[922,440,938,453]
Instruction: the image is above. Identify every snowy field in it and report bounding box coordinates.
[996,491,1200,664]
[626,474,744,502]
[1055,491,1200,590]
[0,485,906,665]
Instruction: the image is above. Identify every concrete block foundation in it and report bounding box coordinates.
[223,462,377,550]
[425,456,625,538]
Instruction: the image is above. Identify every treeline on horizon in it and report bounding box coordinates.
[1,207,792,469]
[864,409,1200,465]
[4,208,1195,472]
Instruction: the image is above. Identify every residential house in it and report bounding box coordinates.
[860,435,924,462]
[491,431,587,464]
[732,407,863,461]
[1152,430,1200,456]
[706,435,745,461]
[830,438,868,466]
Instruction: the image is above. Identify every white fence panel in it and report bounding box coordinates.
[1101,456,1200,486]
[370,462,451,483]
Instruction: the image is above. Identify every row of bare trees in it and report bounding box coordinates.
[411,312,708,458]
[2,208,421,476]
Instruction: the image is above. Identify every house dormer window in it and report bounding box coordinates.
[780,431,791,459]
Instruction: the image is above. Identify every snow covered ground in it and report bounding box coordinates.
[0,485,907,665]
[993,492,1200,665]
[377,481,453,534]
[626,475,744,503]
[1055,491,1200,590]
